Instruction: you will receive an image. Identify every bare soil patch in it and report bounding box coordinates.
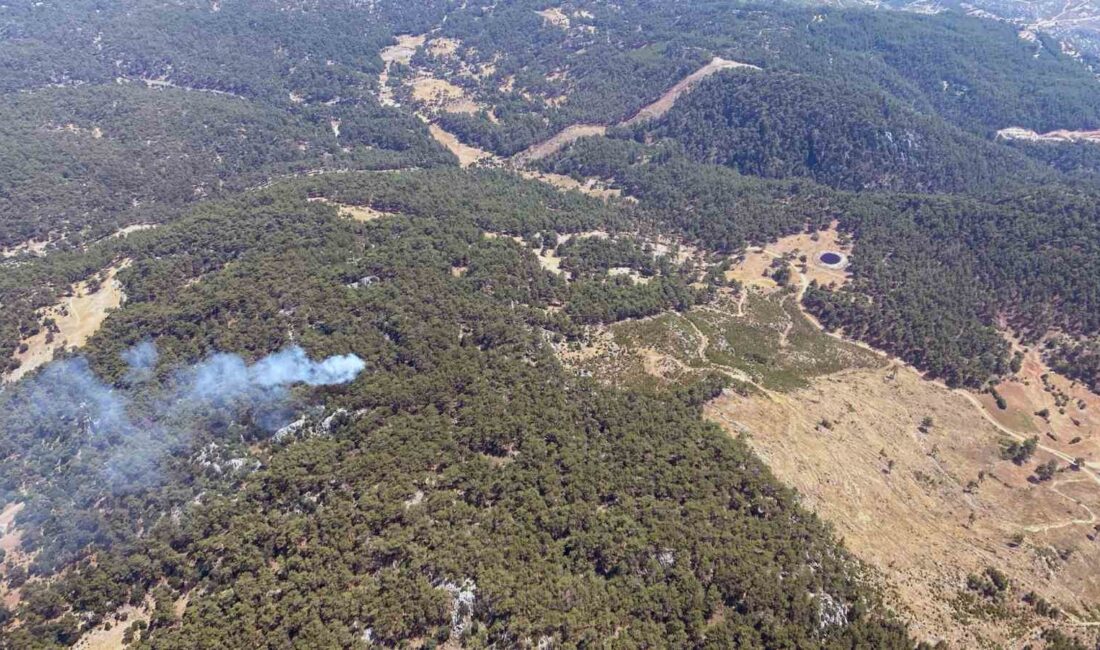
[518,170,621,200]
[724,225,851,291]
[979,344,1100,468]
[410,77,466,105]
[72,603,151,650]
[1,238,51,258]
[707,364,1100,648]
[622,57,761,126]
[380,34,426,65]
[511,124,607,166]
[308,197,393,222]
[536,7,571,29]
[997,126,1100,144]
[5,261,130,383]
[1,502,27,608]
[429,124,494,167]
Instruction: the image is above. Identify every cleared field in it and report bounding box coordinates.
[428,124,494,167]
[511,124,607,166]
[622,57,761,127]
[4,261,130,383]
[708,363,1100,648]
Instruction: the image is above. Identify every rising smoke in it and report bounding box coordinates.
[1,344,365,492]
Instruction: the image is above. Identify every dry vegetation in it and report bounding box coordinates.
[552,225,1100,647]
[307,197,393,222]
[708,362,1100,648]
[4,261,130,383]
[71,603,150,650]
[428,124,494,167]
[511,124,608,165]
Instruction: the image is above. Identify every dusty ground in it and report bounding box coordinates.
[72,602,151,650]
[308,197,393,222]
[536,7,571,29]
[409,77,466,108]
[517,170,621,200]
[429,124,494,167]
[511,124,607,166]
[4,261,130,383]
[551,222,1100,646]
[484,232,567,277]
[707,362,1100,648]
[622,57,761,126]
[380,34,425,65]
[378,34,426,107]
[997,126,1100,144]
[1,238,52,258]
[512,55,761,165]
[725,224,852,290]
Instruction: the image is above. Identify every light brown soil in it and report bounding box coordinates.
[707,364,1100,648]
[410,77,466,104]
[427,37,461,59]
[511,56,759,168]
[997,127,1100,144]
[724,225,851,291]
[724,250,779,290]
[109,224,158,239]
[511,124,607,166]
[484,232,567,277]
[622,57,761,126]
[5,261,130,383]
[1,238,51,258]
[309,197,393,222]
[517,170,621,200]
[1,502,26,607]
[978,344,1100,468]
[429,123,494,167]
[378,34,427,107]
[380,34,426,65]
[72,603,151,650]
[547,218,1100,646]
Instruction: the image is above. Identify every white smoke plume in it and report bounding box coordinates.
[121,340,159,383]
[1,343,365,492]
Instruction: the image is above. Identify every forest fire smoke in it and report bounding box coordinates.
[0,344,365,491]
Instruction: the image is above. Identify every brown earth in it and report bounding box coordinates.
[4,260,131,383]
[511,124,607,166]
[622,57,761,127]
[308,197,393,222]
[429,124,494,167]
[978,344,1100,470]
[72,602,151,650]
[550,222,1100,646]
[707,363,1100,648]
[725,224,851,291]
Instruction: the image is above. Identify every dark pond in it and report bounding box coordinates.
[819,252,843,265]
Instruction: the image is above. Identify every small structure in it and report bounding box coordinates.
[818,251,848,270]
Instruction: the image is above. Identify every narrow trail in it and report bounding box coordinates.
[758,242,1100,535]
[683,312,710,362]
[1021,477,1098,533]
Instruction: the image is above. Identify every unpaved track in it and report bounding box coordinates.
[512,56,760,166]
[764,242,1100,529]
[621,57,760,126]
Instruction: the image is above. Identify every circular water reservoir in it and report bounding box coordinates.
[819,252,843,265]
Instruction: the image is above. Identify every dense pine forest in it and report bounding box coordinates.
[2,0,1100,648]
